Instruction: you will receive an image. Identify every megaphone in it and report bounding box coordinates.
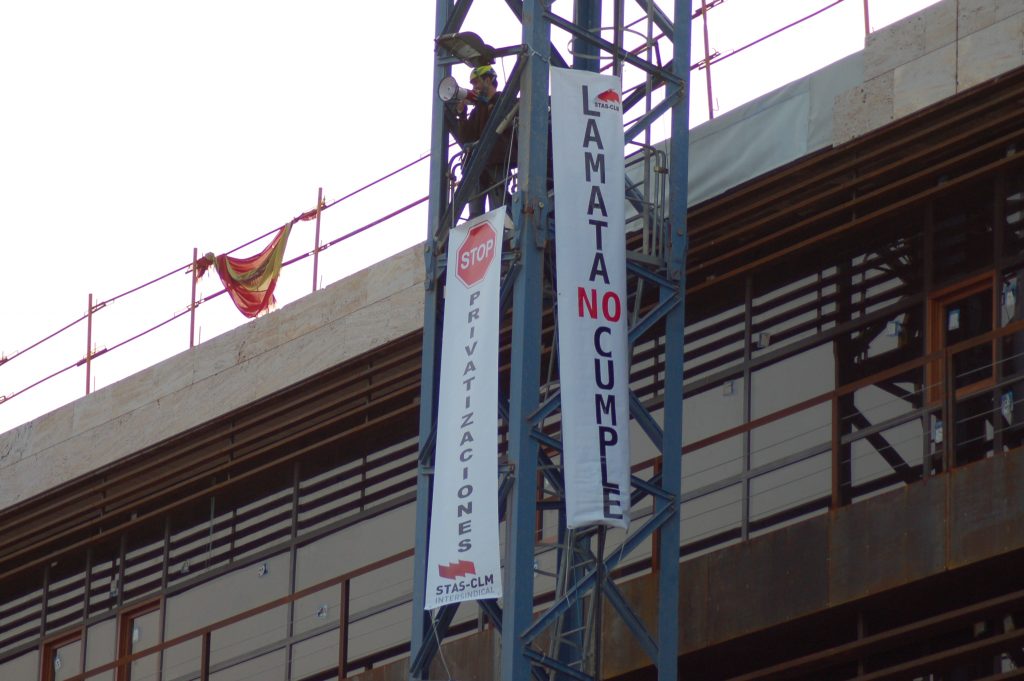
[438,75,477,104]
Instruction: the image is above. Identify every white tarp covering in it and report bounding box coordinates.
[551,67,632,529]
[424,208,505,609]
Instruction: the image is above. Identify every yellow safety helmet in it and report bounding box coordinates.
[470,64,496,82]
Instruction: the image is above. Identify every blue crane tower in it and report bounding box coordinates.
[411,1,691,678]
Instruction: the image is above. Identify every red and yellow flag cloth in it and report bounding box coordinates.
[193,202,322,318]
[194,223,293,318]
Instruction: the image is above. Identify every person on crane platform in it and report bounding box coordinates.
[453,64,518,217]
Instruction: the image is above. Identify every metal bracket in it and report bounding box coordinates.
[424,241,437,291]
[523,196,549,250]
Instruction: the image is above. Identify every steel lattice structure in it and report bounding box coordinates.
[412,1,691,679]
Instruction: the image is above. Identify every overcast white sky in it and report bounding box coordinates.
[0,0,937,434]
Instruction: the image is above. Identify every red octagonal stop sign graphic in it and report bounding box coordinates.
[456,222,498,287]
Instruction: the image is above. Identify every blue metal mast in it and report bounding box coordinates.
[413,1,691,679]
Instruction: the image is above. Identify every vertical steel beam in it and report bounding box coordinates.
[657,2,690,679]
[410,1,455,677]
[502,1,551,679]
[741,275,753,539]
[994,173,1007,456]
[200,631,211,681]
[573,0,601,71]
[833,259,854,507]
[701,0,714,120]
[339,579,350,678]
[190,248,199,349]
[312,187,323,293]
[86,293,94,395]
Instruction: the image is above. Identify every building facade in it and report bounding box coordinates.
[3,2,1024,679]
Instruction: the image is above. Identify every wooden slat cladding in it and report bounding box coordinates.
[686,66,1024,291]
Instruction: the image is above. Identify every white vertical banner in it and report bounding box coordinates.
[425,208,505,609]
[551,67,631,529]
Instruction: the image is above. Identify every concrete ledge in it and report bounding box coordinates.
[893,43,956,118]
[957,12,1024,91]
[864,1,955,81]
[0,244,425,511]
[958,0,1024,38]
[833,72,894,144]
[835,0,1024,142]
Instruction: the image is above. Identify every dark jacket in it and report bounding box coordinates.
[454,91,518,169]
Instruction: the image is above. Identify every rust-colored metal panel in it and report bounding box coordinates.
[680,552,711,654]
[347,628,498,681]
[592,553,712,677]
[828,477,947,605]
[429,626,499,680]
[346,659,409,681]
[949,452,1024,568]
[705,515,829,644]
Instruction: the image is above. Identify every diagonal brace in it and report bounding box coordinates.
[626,258,678,291]
[531,390,562,424]
[410,602,460,675]
[626,85,686,142]
[629,292,680,345]
[502,0,570,68]
[524,648,593,681]
[603,575,659,662]
[479,598,503,631]
[634,0,673,36]
[418,427,437,466]
[523,500,676,643]
[847,410,916,483]
[631,473,672,502]
[629,389,664,451]
[441,0,474,36]
[544,11,684,87]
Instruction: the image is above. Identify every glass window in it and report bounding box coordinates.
[850,419,924,491]
[161,639,202,681]
[289,630,339,681]
[751,343,834,419]
[999,267,1024,451]
[86,617,116,681]
[166,552,289,639]
[43,634,82,681]
[927,276,995,404]
[295,506,412,591]
[210,648,287,681]
[0,651,38,681]
[947,289,994,390]
[118,603,160,681]
[681,484,742,551]
[749,452,830,528]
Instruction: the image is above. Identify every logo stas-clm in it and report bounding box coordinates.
[438,560,476,580]
[435,560,496,596]
[594,88,621,112]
